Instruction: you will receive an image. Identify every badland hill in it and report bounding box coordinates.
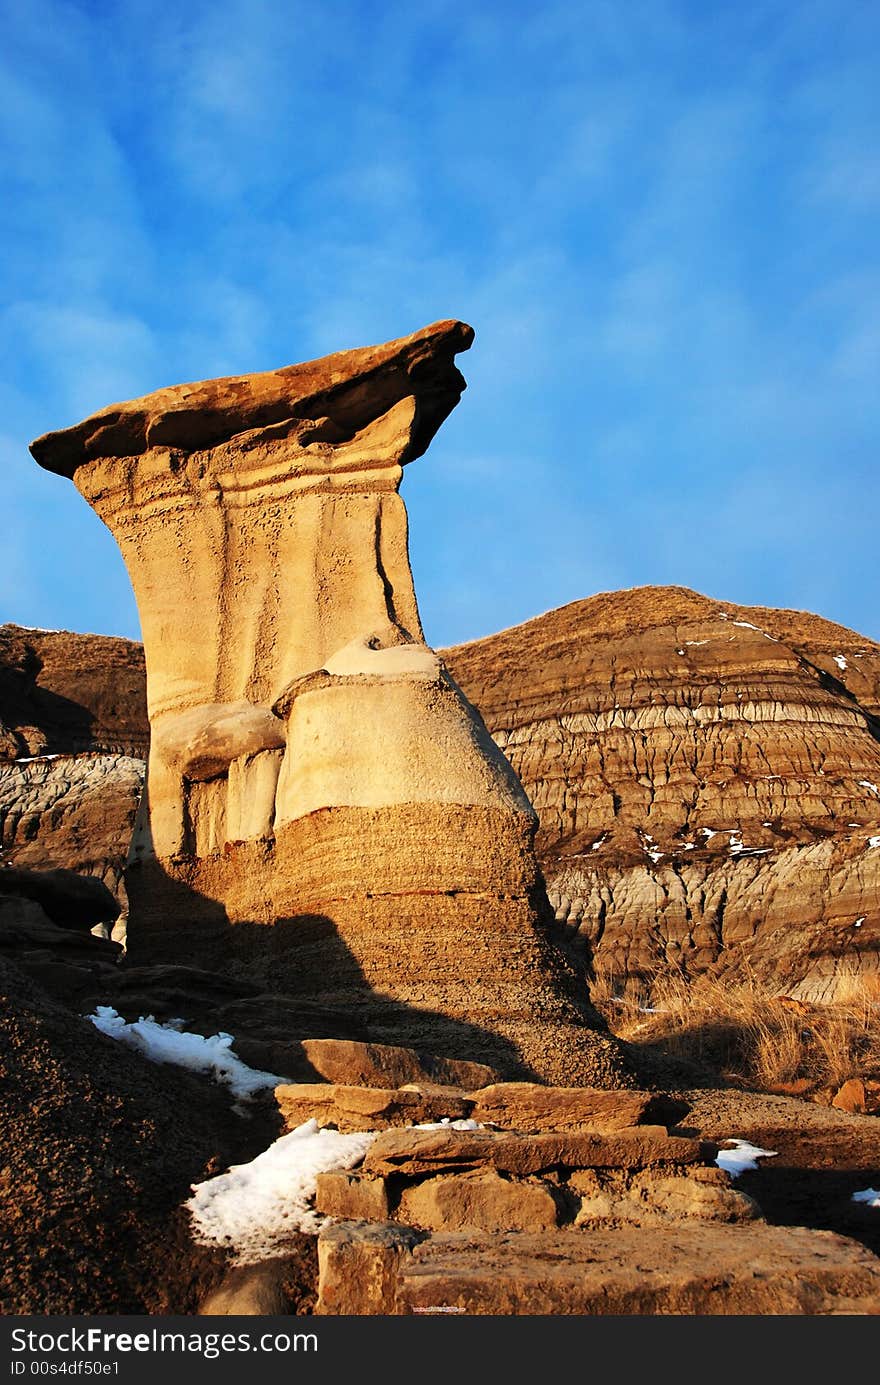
[4,582,878,1001]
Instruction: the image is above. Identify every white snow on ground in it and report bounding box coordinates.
[868,837,880,849]
[187,1116,483,1263]
[720,831,768,857]
[731,621,778,641]
[685,639,709,646]
[640,831,664,864]
[834,654,848,672]
[415,1119,482,1132]
[853,917,865,929]
[187,1119,375,1262]
[859,781,880,797]
[87,1007,287,1100]
[591,834,607,851]
[852,1188,880,1208]
[715,1139,778,1177]
[14,754,61,764]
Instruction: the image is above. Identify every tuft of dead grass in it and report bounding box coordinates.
[591,962,880,1094]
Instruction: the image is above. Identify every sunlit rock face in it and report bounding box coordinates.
[445,585,880,1003]
[31,321,626,1087]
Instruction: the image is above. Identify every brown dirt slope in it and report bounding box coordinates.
[0,956,270,1314]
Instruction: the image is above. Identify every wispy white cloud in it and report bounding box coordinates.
[1,0,878,643]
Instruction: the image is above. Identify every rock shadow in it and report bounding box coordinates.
[122,857,540,1081]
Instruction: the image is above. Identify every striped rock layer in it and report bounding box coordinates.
[445,585,880,1001]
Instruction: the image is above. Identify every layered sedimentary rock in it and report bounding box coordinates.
[0,625,147,899]
[31,321,622,1085]
[0,624,147,762]
[0,754,144,897]
[445,586,880,1001]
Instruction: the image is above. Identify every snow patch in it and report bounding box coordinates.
[833,654,848,672]
[854,917,865,929]
[187,1116,484,1264]
[86,1007,287,1100]
[852,1188,880,1209]
[868,837,880,850]
[640,831,664,864]
[685,639,709,646]
[187,1119,375,1263]
[14,754,61,764]
[859,781,880,797]
[414,1119,482,1132]
[715,1139,778,1178]
[731,621,778,642]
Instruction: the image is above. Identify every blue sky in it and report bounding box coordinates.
[1,0,878,645]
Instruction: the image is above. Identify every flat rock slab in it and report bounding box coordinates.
[468,1082,678,1132]
[301,1038,498,1092]
[364,1125,711,1177]
[276,1082,472,1132]
[402,1225,880,1315]
[317,1221,880,1315]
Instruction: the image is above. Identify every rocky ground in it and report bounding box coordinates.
[1,907,878,1314]
[0,955,263,1314]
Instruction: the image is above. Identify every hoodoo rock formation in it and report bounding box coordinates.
[445,586,880,1002]
[30,322,623,1086]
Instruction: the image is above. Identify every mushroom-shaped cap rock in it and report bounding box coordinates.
[30,319,474,478]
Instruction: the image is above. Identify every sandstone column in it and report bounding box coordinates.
[31,321,626,1085]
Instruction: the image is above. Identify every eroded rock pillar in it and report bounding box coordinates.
[31,320,627,1085]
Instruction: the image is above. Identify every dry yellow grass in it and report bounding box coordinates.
[591,963,880,1093]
